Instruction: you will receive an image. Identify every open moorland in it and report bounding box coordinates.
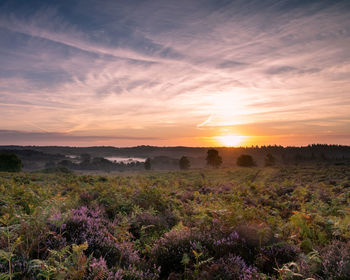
[1,166,350,279]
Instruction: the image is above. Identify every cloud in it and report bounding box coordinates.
[197,116,213,127]
[216,60,248,69]
[0,130,160,145]
[0,0,350,145]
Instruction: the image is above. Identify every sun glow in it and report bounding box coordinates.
[215,135,247,147]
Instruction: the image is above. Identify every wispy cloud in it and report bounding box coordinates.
[0,0,349,146]
[0,130,160,146]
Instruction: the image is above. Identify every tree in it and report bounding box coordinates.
[206,149,222,168]
[179,156,190,170]
[264,153,276,166]
[144,158,151,170]
[0,153,22,172]
[236,154,255,167]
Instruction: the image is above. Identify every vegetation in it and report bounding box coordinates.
[206,149,222,168]
[0,165,349,279]
[236,154,255,167]
[1,144,350,172]
[264,153,276,167]
[145,158,152,170]
[0,153,22,172]
[179,156,190,170]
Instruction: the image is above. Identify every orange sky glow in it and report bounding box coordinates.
[0,1,350,147]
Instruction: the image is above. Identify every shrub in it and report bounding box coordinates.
[319,240,350,279]
[179,156,190,170]
[97,192,134,218]
[206,149,222,168]
[86,256,155,280]
[256,243,299,274]
[150,228,196,277]
[79,190,99,206]
[0,254,35,279]
[87,256,111,280]
[210,231,248,259]
[289,211,328,252]
[264,153,276,167]
[200,254,261,280]
[234,222,273,249]
[59,207,139,267]
[0,153,22,172]
[129,211,176,240]
[150,227,251,278]
[30,242,89,280]
[113,265,160,280]
[133,186,168,212]
[144,158,152,170]
[237,154,255,167]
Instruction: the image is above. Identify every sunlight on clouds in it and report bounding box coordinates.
[215,135,247,147]
[0,1,350,146]
[196,89,270,129]
[210,91,247,123]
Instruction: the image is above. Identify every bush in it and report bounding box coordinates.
[59,207,139,267]
[264,153,276,166]
[319,240,350,279]
[200,254,261,280]
[86,256,111,280]
[179,156,190,170]
[150,228,250,278]
[129,210,177,240]
[0,153,22,172]
[133,186,168,212]
[150,228,196,277]
[113,265,160,280]
[236,154,255,167]
[256,243,299,274]
[144,158,151,170]
[206,149,222,168]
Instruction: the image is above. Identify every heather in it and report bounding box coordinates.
[0,166,350,279]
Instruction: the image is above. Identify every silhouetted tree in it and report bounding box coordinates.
[144,158,151,170]
[0,153,22,172]
[179,156,190,170]
[264,153,276,166]
[206,149,222,168]
[237,154,255,167]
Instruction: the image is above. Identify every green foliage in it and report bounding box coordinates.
[31,242,89,279]
[0,214,22,280]
[0,166,349,279]
[0,154,21,172]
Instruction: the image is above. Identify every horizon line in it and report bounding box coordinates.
[1,143,350,149]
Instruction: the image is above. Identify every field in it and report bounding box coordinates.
[0,166,350,279]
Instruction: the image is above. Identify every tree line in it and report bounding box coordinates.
[143,149,275,170]
[2,143,350,172]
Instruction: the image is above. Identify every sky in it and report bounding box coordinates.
[0,0,350,147]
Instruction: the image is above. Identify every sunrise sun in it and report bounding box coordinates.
[215,135,247,147]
